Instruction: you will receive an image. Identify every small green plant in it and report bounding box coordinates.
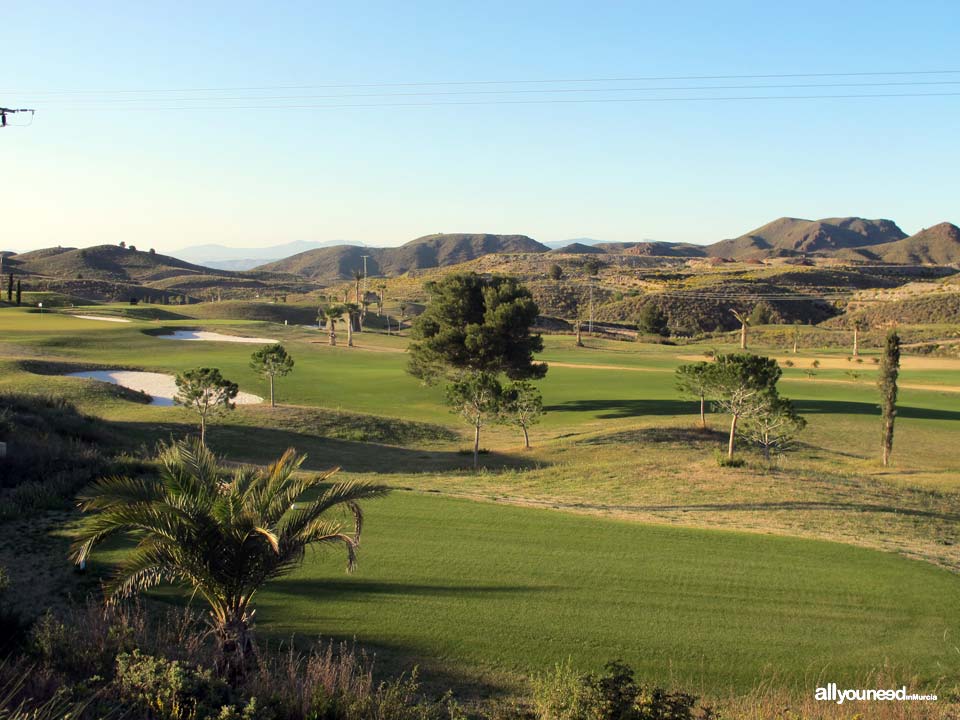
[115,650,231,720]
[714,450,746,468]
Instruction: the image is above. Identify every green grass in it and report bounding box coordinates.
[91,490,960,695]
[5,303,960,699]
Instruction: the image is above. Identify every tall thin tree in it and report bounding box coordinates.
[730,309,749,350]
[879,330,900,467]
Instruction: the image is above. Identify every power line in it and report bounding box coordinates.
[40,91,960,112]
[6,69,960,95]
[20,79,960,105]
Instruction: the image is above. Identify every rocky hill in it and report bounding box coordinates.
[259,233,549,280]
[4,244,315,303]
[837,222,960,265]
[704,217,907,260]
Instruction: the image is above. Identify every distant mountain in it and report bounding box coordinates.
[549,242,607,255]
[8,244,229,283]
[837,222,960,265]
[175,240,351,269]
[543,238,608,249]
[260,233,549,280]
[594,241,706,257]
[705,217,907,260]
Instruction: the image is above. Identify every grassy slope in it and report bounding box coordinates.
[4,305,960,695]
[92,491,960,695]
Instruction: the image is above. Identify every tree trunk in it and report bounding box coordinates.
[347,317,354,347]
[740,322,747,350]
[882,419,893,466]
[699,394,706,429]
[329,319,336,346]
[216,613,256,680]
[269,375,275,408]
[199,414,207,446]
[522,425,530,449]
[575,322,583,347]
[473,421,481,470]
[727,414,738,459]
[793,335,798,354]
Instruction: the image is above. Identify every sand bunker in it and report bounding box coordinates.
[158,330,278,344]
[72,315,131,323]
[66,370,262,406]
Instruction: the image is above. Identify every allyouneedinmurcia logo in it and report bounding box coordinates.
[815,684,937,704]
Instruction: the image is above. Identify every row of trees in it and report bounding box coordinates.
[676,329,902,465]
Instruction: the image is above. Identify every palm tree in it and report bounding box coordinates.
[70,440,387,676]
[352,269,363,305]
[343,303,360,347]
[321,304,345,346]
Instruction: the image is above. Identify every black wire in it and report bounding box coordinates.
[20,79,960,105]
[7,69,960,95]
[43,91,960,111]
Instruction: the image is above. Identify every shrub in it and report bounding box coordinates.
[532,660,715,720]
[115,650,231,720]
[715,451,746,468]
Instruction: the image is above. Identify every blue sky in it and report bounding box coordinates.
[2,1,958,253]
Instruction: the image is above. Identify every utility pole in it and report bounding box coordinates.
[588,282,594,334]
[0,108,35,128]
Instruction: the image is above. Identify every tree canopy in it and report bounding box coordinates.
[879,330,900,466]
[408,273,546,382]
[71,439,387,674]
[637,304,669,337]
[249,344,295,408]
[174,367,239,445]
[706,353,782,459]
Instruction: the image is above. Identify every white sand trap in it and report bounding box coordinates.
[66,370,262,406]
[72,314,132,323]
[159,330,278,344]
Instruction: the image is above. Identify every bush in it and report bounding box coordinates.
[532,660,715,720]
[115,650,232,720]
[715,451,746,468]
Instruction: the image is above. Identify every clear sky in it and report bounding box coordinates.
[2,1,958,253]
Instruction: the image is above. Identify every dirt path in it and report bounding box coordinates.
[545,361,667,373]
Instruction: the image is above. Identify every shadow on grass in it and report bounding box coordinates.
[266,577,548,599]
[549,398,960,422]
[579,426,727,446]
[109,420,547,474]
[791,399,960,421]
[545,399,693,419]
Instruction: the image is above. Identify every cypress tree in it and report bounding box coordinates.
[15,280,21,306]
[878,330,900,466]
[6,273,12,303]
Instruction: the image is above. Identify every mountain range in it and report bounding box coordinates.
[259,233,548,279]
[174,240,352,270]
[6,218,959,291]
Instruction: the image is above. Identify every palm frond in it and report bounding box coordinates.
[77,474,163,510]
